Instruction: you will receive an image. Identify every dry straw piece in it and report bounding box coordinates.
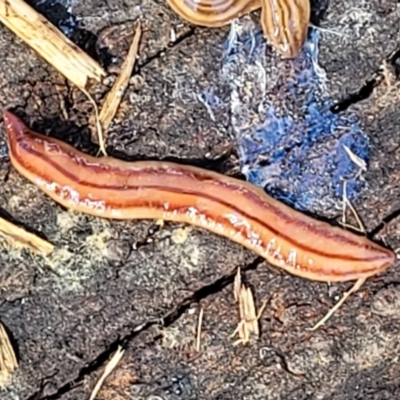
[0,0,106,90]
[231,268,266,345]
[0,0,108,154]
[196,307,204,352]
[310,186,367,331]
[98,22,142,132]
[0,322,18,388]
[89,346,125,400]
[0,215,54,256]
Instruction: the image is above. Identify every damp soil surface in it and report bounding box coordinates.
[1,1,400,399]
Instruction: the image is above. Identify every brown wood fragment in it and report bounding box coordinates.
[0,215,54,256]
[0,0,106,90]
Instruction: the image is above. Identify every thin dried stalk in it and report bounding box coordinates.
[0,215,54,256]
[310,277,366,331]
[340,181,365,234]
[233,267,241,302]
[0,0,105,90]
[342,145,367,172]
[309,183,367,331]
[196,307,204,352]
[81,87,107,156]
[99,22,142,131]
[89,346,125,400]
[0,322,18,388]
[231,274,266,346]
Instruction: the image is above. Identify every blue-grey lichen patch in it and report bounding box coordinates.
[218,18,369,215]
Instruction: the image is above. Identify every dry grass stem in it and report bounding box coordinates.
[231,268,266,345]
[342,145,367,172]
[0,0,105,90]
[89,346,125,400]
[0,215,54,256]
[0,0,111,156]
[310,277,366,331]
[233,267,241,302]
[81,87,108,156]
[99,22,142,132]
[196,307,204,352]
[340,181,365,234]
[309,182,368,330]
[0,322,18,388]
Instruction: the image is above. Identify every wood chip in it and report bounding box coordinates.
[0,0,106,90]
[0,215,54,256]
[98,22,142,132]
[0,321,18,388]
[89,346,125,400]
